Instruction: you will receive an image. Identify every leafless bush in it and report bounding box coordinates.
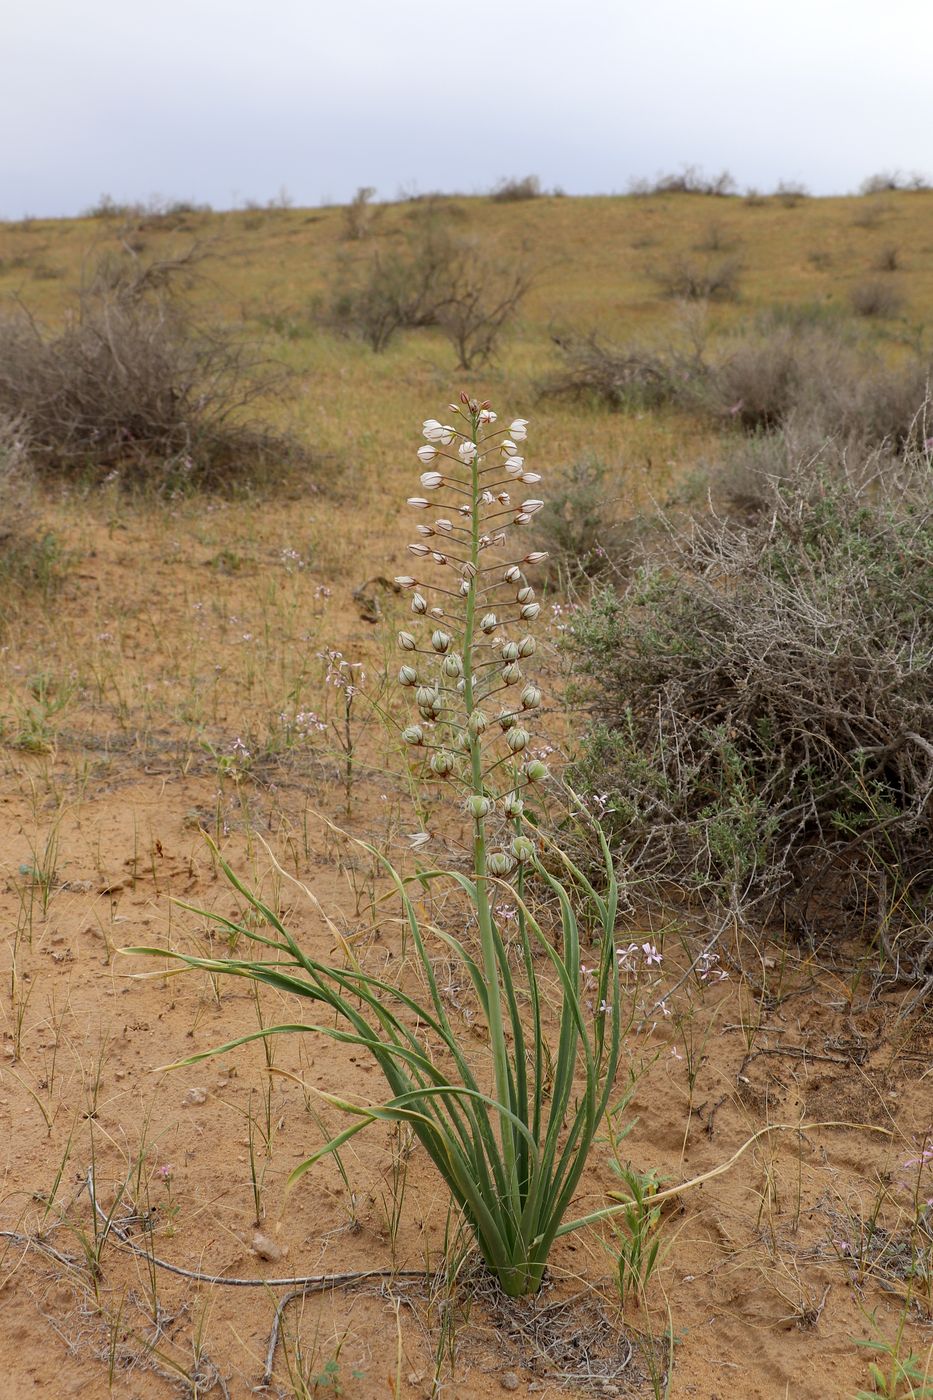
[530,459,634,584]
[342,186,378,240]
[743,188,767,207]
[860,171,932,195]
[542,311,930,447]
[489,175,542,202]
[850,278,904,318]
[568,439,933,960]
[774,180,810,207]
[873,244,902,272]
[692,220,739,252]
[628,166,736,197]
[539,329,700,411]
[328,220,531,366]
[0,249,301,489]
[0,417,61,599]
[649,253,742,300]
[432,238,533,368]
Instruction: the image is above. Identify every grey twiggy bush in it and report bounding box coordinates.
[0,249,302,489]
[567,438,933,959]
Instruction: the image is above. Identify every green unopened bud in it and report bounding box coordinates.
[511,835,536,863]
[402,725,424,746]
[416,685,438,708]
[521,684,541,710]
[518,636,536,657]
[487,851,516,877]
[442,653,463,678]
[431,630,451,653]
[502,662,522,684]
[503,795,525,818]
[468,709,489,736]
[468,795,493,819]
[506,727,529,752]
[498,710,516,730]
[398,665,418,686]
[480,613,497,633]
[456,730,473,751]
[524,759,548,783]
[431,750,454,776]
[501,641,520,662]
[398,631,417,651]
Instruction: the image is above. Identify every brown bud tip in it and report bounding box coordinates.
[460,391,470,405]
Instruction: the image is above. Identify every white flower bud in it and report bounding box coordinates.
[458,441,478,463]
[458,578,471,596]
[503,794,524,818]
[487,851,515,877]
[517,586,535,604]
[501,641,520,662]
[478,409,497,424]
[500,439,517,455]
[408,497,431,509]
[456,729,472,750]
[521,500,544,515]
[443,653,463,678]
[480,613,497,633]
[412,593,428,614]
[398,631,417,651]
[409,542,431,557]
[524,760,548,783]
[468,795,493,818]
[431,630,450,653]
[504,566,522,584]
[498,709,516,730]
[519,472,542,485]
[521,602,541,620]
[402,725,424,746]
[514,512,532,524]
[429,606,444,619]
[435,518,453,534]
[523,552,548,564]
[502,662,522,684]
[420,471,443,489]
[417,444,438,463]
[416,524,434,536]
[518,636,536,657]
[511,835,536,862]
[509,419,529,441]
[505,456,525,476]
[416,685,438,708]
[496,492,511,505]
[431,750,454,776]
[468,710,489,737]
[521,684,541,709]
[398,665,417,686]
[395,575,417,588]
[431,552,449,565]
[506,727,529,752]
[422,420,454,444]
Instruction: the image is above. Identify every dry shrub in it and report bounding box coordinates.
[774,180,810,207]
[860,171,932,194]
[530,459,635,584]
[649,253,742,300]
[0,417,61,600]
[628,167,736,197]
[342,186,378,241]
[489,175,542,202]
[873,244,902,272]
[328,218,531,366]
[568,439,933,961]
[0,249,301,490]
[850,277,904,318]
[544,312,930,448]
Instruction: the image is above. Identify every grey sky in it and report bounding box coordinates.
[4,0,931,217]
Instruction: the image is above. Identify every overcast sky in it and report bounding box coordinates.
[4,0,931,217]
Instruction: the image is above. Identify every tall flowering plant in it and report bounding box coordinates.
[130,396,622,1298]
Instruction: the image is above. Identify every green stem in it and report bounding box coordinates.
[461,410,518,1216]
